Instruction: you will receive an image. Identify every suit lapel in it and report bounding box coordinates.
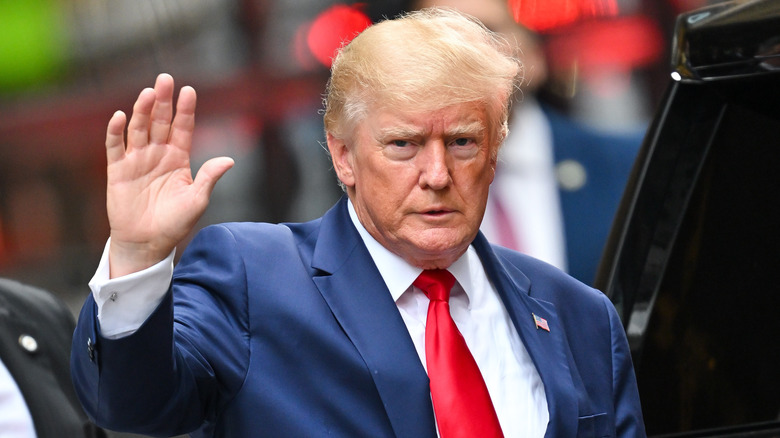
[311,197,437,438]
[472,233,579,437]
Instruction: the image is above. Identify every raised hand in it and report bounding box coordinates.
[105,74,234,278]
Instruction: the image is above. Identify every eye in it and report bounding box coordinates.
[447,136,480,159]
[383,138,418,161]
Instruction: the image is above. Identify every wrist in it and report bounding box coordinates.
[108,238,174,278]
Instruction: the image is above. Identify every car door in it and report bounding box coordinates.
[594,1,780,436]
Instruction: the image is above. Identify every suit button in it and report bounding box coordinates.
[18,334,38,353]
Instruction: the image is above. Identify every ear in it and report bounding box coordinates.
[488,160,497,185]
[487,141,501,185]
[327,132,355,188]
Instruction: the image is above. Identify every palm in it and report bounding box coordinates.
[105,74,233,276]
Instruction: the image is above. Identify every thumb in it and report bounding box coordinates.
[192,156,235,201]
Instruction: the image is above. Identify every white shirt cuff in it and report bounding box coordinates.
[88,238,174,339]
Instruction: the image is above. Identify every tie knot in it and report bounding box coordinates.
[413,269,456,302]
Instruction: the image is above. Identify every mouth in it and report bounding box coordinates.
[420,208,455,217]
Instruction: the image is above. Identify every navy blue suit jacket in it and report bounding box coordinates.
[71,197,645,437]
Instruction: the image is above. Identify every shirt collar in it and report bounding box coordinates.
[347,199,480,304]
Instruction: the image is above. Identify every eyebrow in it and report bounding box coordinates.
[446,121,487,138]
[376,126,423,141]
[375,121,486,141]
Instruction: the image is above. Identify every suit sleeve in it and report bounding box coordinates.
[71,225,251,436]
[603,295,647,437]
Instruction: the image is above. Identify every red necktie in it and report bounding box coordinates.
[414,269,504,438]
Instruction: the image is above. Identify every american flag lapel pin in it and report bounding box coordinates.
[533,313,550,332]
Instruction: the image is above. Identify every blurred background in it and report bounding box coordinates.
[0,0,726,434]
[0,0,716,304]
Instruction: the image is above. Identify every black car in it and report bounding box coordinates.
[594,0,780,436]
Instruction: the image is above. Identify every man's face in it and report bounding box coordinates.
[328,102,498,269]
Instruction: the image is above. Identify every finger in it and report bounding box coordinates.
[149,73,175,145]
[105,110,127,164]
[126,87,156,151]
[192,156,235,202]
[169,85,197,151]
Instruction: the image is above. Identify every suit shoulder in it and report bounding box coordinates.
[0,278,74,326]
[184,220,321,270]
[492,245,607,306]
[200,221,291,239]
[491,245,569,282]
[197,219,320,245]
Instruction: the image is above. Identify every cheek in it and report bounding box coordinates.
[457,161,493,189]
[454,167,493,219]
[363,160,416,193]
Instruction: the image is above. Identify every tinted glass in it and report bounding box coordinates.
[635,93,780,435]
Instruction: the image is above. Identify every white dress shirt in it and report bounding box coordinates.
[348,202,548,437]
[90,200,549,436]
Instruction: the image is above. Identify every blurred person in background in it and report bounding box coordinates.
[0,277,104,438]
[410,0,645,285]
[70,8,644,437]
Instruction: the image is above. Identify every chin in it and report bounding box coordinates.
[410,237,469,263]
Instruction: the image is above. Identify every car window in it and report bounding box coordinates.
[633,96,780,435]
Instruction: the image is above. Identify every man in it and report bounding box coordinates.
[410,0,643,285]
[71,8,645,437]
[0,278,104,438]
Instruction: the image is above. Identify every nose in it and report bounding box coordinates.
[418,141,452,190]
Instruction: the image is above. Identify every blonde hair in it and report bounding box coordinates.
[323,7,521,146]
